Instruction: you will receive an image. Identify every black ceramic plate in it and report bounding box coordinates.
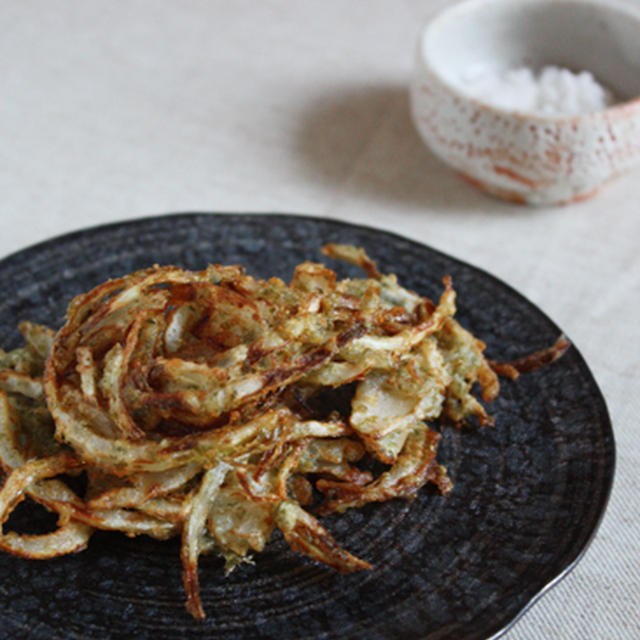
[0,213,614,640]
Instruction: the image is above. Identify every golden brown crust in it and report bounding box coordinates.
[0,246,568,619]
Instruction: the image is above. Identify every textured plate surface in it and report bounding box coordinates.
[0,213,614,640]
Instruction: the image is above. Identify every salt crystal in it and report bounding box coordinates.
[461,65,616,116]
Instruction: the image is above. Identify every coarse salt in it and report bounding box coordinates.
[461,65,616,116]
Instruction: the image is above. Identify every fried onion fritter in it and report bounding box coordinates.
[0,245,567,619]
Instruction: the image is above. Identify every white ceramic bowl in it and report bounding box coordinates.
[410,0,640,205]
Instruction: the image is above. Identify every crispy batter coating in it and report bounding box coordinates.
[0,246,568,619]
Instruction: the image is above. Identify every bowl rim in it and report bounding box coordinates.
[415,0,640,122]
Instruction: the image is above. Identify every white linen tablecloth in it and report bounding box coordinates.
[1,1,638,638]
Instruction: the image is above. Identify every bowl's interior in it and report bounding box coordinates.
[423,0,640,102]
